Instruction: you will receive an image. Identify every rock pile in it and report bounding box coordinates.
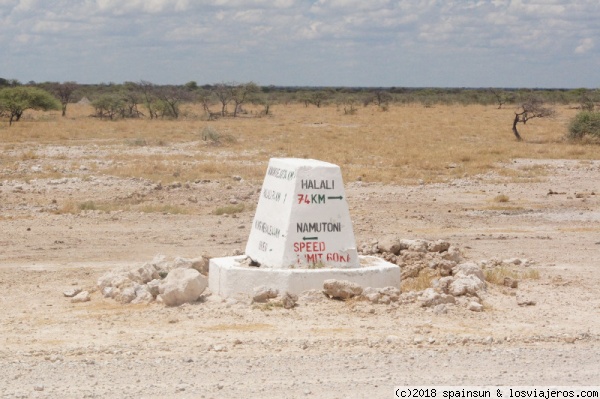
[97,255,209,306]
[359,238,535,311]
[359,238,461,280]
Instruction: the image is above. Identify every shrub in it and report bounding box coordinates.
[493,194,510,203]
[567,111,600,140]
[201,126,236,145]
[202,126,220,142]
[214,204,244,215]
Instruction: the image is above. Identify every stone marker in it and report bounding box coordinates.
[209,158,400,298]
[245,158,358,269]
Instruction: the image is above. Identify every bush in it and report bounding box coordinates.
[568,111,600,140]
[201,126,236,145]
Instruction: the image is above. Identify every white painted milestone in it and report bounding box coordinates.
[245,158,359,269]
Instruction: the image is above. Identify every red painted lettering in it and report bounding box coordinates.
[326,253,350,262]
[293,242,326,252]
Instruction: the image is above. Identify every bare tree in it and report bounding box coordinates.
[369,90,392,109]
[138,81,159,119]
[120,82,144,118]
[254,91,277,116]
[512,98,554,141]
[490,88,514,109]
[213,83,232,116]
[49,81,79,116]
[154,85,191,119]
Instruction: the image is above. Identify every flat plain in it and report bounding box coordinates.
[1,103,599,398]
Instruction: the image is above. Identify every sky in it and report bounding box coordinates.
[0,0,599,88]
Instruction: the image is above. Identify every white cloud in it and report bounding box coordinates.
[14,0,36,12]
[575,38,594,54]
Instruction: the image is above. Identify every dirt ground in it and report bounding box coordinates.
[1,150,600,398]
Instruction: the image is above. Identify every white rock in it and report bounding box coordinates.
[364,292,381,304]
[128,263,159,284]
[418,288,455,307]
[96,269,130,289]
[362,287,381,303]
[323,279,363,300]
[191,256,210,275]
[453,262,485,282]
[428,240,451,253]
[159,268,207,306]
[468,301,484,312]
[117,286,137,304]
[442,246,462,263]
[378,237,402,255]
[150,254,169,270]
[378,286,400,301]
[433,276,455,294]
[278,292,298,309]
[131,285,154,304]
[431,259,456,276]
[399,239,428,253]
[63,287,82,298]
[71,291,90,303]
[147,279,161,297]
[449,275,486,297]
[252,286,279,303]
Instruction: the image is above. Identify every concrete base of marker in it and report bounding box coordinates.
[208,255,400,298]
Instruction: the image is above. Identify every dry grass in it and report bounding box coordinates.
[493,194,510,203]
[1,102,597,184]
[484,267,540,285]
[214,204,245,215]
[401,269,440,292]
[55,200,193,215]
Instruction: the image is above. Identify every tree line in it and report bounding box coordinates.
[1,77,599,140]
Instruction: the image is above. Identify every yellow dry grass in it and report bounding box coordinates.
[1,102,597,184]
[484,267,540,285]
[401,268,440,292]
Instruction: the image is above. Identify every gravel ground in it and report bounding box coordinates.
[1,155,600,398]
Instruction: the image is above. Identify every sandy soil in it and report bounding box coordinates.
[1,152,600,398]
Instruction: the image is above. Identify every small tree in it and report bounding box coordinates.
[254,91,277,116]
[512,98,554,141]
[213,83,232,116]
[0,86,60,125]
[49,81,79,116]
[368,90,392,110]
[342,96,358,115]
[310,91,328,108]
[92,94,125,120]
[230,82,259,117]
[138,80,159,119]
[120,82,144,118]
[154,85,191,119]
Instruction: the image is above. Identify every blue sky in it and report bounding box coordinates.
[0,0,599,87]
